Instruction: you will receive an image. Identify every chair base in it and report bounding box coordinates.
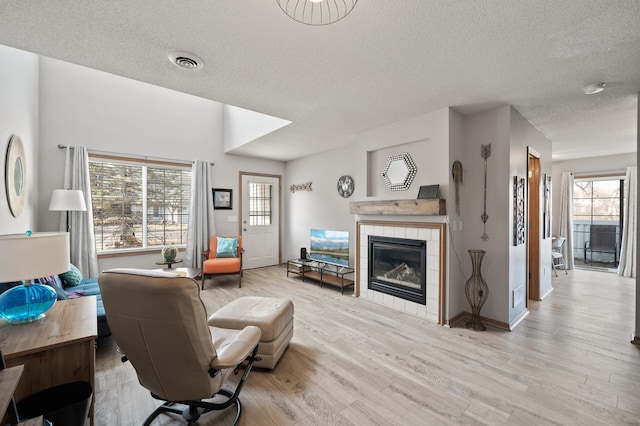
[143,345,259,426]
[143,389,241,426]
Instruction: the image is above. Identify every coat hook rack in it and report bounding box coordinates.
[290,182,312,193]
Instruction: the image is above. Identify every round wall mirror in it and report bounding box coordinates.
[381,152,417,191]
[5,135,26,217]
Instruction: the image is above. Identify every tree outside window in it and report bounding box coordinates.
[90,159,191,252]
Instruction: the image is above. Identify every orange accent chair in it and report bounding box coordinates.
[201,236,243,289]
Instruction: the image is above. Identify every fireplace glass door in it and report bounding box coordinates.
[368,236,426,305]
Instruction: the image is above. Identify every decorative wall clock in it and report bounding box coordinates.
[337,175,354,198]
[5,135,26,217]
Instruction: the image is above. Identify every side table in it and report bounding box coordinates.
[155,258,183,269]
[0,297,97,426]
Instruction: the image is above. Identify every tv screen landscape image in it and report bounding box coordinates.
[309,229,350,267]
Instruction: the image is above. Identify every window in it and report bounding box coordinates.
[89,157,191,252]
[572,177,623,268]
[249,182,272,226]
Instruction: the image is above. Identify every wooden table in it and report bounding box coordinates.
[0,297,97,426]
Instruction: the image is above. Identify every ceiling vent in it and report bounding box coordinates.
[169,52,203,70]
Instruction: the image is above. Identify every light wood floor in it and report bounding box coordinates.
[94,266,640,425]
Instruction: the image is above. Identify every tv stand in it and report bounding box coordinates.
[287,259,354,294]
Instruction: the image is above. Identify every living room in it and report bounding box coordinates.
[0,2,639,425]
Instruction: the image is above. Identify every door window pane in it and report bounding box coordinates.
[249,182,272,226]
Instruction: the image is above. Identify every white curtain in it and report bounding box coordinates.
[185,160,216,268]
[618,166,637,277]
[558,172,575,269]
[62,145,99,277]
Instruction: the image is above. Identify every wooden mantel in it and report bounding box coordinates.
[349,199,446,216]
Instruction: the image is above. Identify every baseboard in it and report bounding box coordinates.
[445,311,466,328]
[447,311,512,331]
[539,286,554,300]
[508,309,530,330]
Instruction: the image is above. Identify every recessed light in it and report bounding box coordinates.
[168,52,203,70]
[583,82,605,95]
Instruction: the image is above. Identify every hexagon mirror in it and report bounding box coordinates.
[381,152,417,191]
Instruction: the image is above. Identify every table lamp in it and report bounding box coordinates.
[0,232,70,323]
[49,189,87,232]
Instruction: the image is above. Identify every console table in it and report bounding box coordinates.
[287,259,354,294]
[0,297,97,426]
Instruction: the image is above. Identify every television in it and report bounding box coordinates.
[309,229,350,267]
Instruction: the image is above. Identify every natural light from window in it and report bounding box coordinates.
[89,158,191,253]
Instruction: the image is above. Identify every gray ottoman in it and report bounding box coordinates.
[208,296,294,369]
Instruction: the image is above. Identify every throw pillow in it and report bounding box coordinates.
[216,237,238,258]
[59,263,83,288]
[37,276,68,300]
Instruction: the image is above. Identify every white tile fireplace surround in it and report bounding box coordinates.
[356,221,445,324]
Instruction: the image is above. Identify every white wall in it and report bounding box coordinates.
[286,107,453,265]
[510,107,553,316]
[223,104,291,151]
[36,57,285,270]
[0,45,39,235]
[459,106,552,326]
[285,143,358,262]
[636,92,639,341]
[358,108,451,202]
[461,106,512,324]
[447,109,466,320]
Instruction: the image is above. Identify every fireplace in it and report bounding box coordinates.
[357,221,443,324]
[368,236,426,305]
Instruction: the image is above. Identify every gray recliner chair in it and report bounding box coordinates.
[98,268,262,426]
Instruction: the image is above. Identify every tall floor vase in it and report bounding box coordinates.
[464,249,488,331]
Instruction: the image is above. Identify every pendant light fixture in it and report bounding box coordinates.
[276,0,358,26]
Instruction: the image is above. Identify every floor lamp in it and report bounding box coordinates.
[49,189,87,232]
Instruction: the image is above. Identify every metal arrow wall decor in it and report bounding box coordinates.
[480,143,492,241]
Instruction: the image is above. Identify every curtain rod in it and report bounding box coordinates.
[57,144,214,166]
[574,169,626,179]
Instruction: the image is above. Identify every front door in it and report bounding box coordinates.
[240,173,281,269]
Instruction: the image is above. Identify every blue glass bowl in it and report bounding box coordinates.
[0,283,57,323]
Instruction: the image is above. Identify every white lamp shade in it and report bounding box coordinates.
[49,189,87,212]
[0,232,70,282]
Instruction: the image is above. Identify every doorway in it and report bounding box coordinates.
[527,149,541,301]
[239,172,281,269]
[572,175,624,272]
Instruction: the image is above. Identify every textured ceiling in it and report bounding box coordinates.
[0,0,638,162]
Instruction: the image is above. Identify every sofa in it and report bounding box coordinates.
[0,266,111,338]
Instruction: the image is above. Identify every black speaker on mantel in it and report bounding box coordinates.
[300,248,307,260]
